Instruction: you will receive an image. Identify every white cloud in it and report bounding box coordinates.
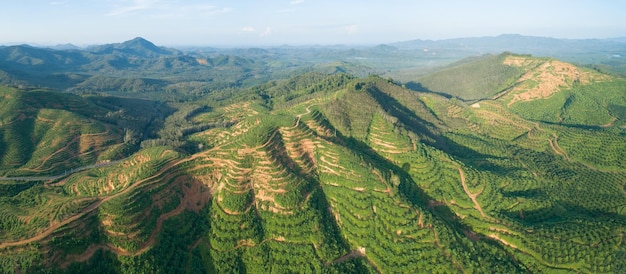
[242,26,256,32]
[181,5,232,16]
[290,0,304,5]
[106,0,161,16]
[260,27,272,37]
[106,0,231,17]
[345,24,359,35]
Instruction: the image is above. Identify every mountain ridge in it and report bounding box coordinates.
[1,35,625,94]
[86,37,182,58]
[392,34,626,51]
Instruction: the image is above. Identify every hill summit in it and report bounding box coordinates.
[87,37,181,57]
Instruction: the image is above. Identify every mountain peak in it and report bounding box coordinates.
[47,43,82,50]
[117,37,162,53]
[123,37,156,46]
[88,37,180,57]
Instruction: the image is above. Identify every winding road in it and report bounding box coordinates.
[0,156,177,249]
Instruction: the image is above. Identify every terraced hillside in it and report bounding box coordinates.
[0,87,129,177]
[500,56,626,127]
[0,61,625,273]
[416,52,626,127]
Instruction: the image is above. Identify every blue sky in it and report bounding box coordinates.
[1,0,624,46]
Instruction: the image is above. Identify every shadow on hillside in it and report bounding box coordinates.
[404,81,454,99]
[541,121,611,131]
[502,199,626,227]
[365,84,444,148]
[366,84,524,176]
[90,96,176,140]
[440,135,525,176]
[266,129,367,268]
[313,110,494,245]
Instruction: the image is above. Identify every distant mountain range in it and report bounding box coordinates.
[0,35,625,95]
[390,34,626,65]
[392,34,626,53]
[0,37,269,93]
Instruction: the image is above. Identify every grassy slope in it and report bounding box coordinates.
[414,53,531,100]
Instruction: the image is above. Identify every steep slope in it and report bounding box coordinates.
[54,81,523,272]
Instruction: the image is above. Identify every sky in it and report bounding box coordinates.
[0,0,624,47]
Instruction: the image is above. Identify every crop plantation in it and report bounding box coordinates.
[0,39,625,273]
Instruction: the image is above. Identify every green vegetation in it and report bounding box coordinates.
[414,53,532,100]
[0,49,625,273]
[510,79,626,127]
[0,87,125,176]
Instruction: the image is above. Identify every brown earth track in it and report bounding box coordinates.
[326,247,366,266]
[19,136,81,173]
[62,201,185,266]
[456,166,487,218]
[1,102,259,254]
[3,100,337,264]
[548,133,570,161]
[600,117,618,128]
[487,234,517,249]
[0,152,182,250]
[477,102,578,165]
[61,175,211,267]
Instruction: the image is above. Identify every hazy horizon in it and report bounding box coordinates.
[1,0,625,47]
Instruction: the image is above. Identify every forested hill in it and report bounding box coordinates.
[1,54,625,272]
[0,41,269,94]
[85,37,182,57]
[0,86,175,177]
[414,53,626,128]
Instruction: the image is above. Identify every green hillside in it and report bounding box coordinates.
[414,53,533,100]
[0,61,625,273]
[414,53,626,128]
[0,86,177,177]
[0,87,125,176]
[499,58,626,127]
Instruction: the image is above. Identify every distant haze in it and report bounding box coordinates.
[1,0,624,47]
